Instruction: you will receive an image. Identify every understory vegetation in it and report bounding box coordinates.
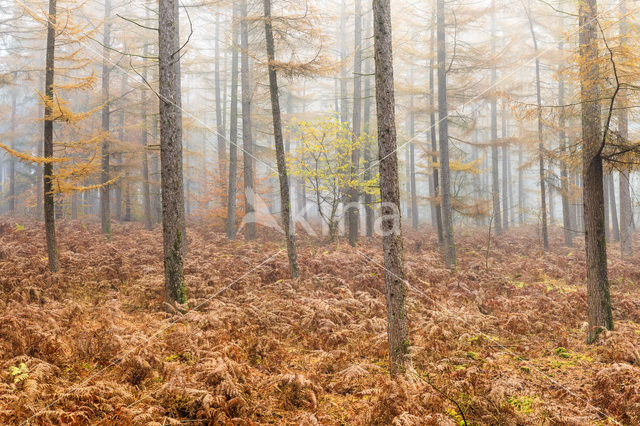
[1,220,639,424]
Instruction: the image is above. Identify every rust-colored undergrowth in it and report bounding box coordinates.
[0,219,639,424]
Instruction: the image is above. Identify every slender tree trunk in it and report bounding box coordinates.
[8,89,16,215]
[36,75,43,219]
[437,0,456,267]
[43,0,58,272]
[373,0,411,376]
[152,113,162,224]
[429,9,443,242]
[558,45,573,246]
[525,5,549,250]
[115,74,126,222]
[142,26,153,231]
[608,174,620,242]
[579,0,613,343]
[501,104,508,231]
[603,173,610,241]
[263,0,299,278]
[617,0,631,254]
[363,10,374,238]
[101,0,112,236]
[490,1,501,235]
[409,92,418,231]
[215,12,227,204]
[159,0,187,306]
[518,142,524,224]
[226,6,240,239]
[348,0,362,246]
[240,0,256,241]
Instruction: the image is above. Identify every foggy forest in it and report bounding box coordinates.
[0,0,639,423]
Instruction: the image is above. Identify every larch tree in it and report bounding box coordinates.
[263,0,300,278]
[437,0,456,267]
[240,0,256,241]
[158,0,187,306]
[43,0,58,272]
[226,5,240,240]
[100,0,112,236]
[348,0,362,246]
[579,0,612,343]
[372,0,411,376]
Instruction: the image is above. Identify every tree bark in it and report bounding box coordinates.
[373,0,411,376]
[263,0,299,278]
[437,0,456,267]
[226,6,240,239]
[348,0,362,246]
[579,0,613,343]
[159,0,187,306]
[501,104,508,231]
[240,0,256,241]
[44,0,58,272]
[100,0,112,236]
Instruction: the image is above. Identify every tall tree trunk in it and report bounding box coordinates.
[490,0,501,235]
[159,0,187,306]
[119,75,130,222]
[518,141,524,224]
[101,0,112,236]
[226,5,240,239]
[36,75,43,219]
[115,74,126,222]
[215,12,227,204]
[608,174,619,241]
[409,92,418,231]
[348,0,362,246]
[263,0,299,278]
[43,0,58,272]
[142,25,153,231]
[152,113,162,224]
[8,89,16,214]
[429,8,443,242]
[501,104,508,231]
[363,9,374,238]
[240,0,256,241]
[525,4,549,251]
[373,0,411,376]
[558,42,573,246]
[437,0,456,267]
[618,0,632,257]
[579,0,613,343]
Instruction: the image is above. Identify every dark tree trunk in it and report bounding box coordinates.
[437,0,456,267]
[525,5,549,250]
[240,0,256,241]
[579,0,613,343]
[408,91,418,231]
[226,6,240,239]
[100,0,112,236]
[348,0,362,246]
[44,0,58,272]
[159,0,187,306]
[373,0,411,377]
[263,0,299,278]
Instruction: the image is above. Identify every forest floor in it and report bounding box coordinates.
[0,219,639,425]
